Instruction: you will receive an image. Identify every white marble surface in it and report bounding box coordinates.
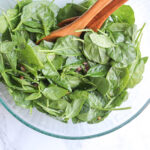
[0,103,149,150]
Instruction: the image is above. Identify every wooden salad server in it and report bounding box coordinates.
[58,0,128,32]
[36,0,113,44]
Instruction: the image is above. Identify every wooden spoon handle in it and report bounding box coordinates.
[71,0,113,29]
[37,0,113,43]
[87,0,128,31]
[58,0,128,31]
[58,16,79,28]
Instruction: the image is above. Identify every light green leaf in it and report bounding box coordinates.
[42,85,68,100]
[90,33,114,48]
[25,93,42,101]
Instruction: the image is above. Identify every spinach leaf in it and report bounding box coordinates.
[15,0,32,11]
[25,93,42,101]
[0,16,8,34]
[12,76,31,86]
[86,64,109,77]
[0,41,17,71]
[106,67,130,97]
[88,92,106,109]
[42,61,59,78]
[77,92,106,123]
[1,29,11,41]
[90,33,115,48]
[77,108,98,122]
[5,8,20,29]
[0,54,4,72]
[51,55,65,70]
[51,35,82,56]
[63,75,81,89]
[91,77,109,95]
[108,23,129,32]
[65,56,85,66]
[79,0,96,9]
[107,42,136,66]
[84,32,109,64]
[0,41,15,54]
[77,78,96,92]
[19,44,44,69]
[15,1,56,35]
[111,91,128,107]
[65,90,88,118]
[51,73,81,92]
[49,99,69,111]
[42,85,68,100]
[113,5,135,25]
[50,76,72,91]
[39,41,54,49]
[57,3,86,23]
[9,90,32,109]
[22,63,37,77]
[36,101,61,116]
[128,57,148,88]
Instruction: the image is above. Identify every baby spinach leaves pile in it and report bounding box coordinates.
[0,0,148,124]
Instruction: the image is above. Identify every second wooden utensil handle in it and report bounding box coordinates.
[87,0,128,31]
[69,0,113,29]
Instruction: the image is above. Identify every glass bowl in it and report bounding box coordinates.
[0,0,150,140]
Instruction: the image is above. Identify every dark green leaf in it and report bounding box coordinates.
[57,3,86,23]
[91,77,109,95]
[86,64,109,77]
[79,0,96,8]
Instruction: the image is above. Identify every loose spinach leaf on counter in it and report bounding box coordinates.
[0,0,148,124]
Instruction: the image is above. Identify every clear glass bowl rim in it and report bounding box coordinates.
[0,97,149,140]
